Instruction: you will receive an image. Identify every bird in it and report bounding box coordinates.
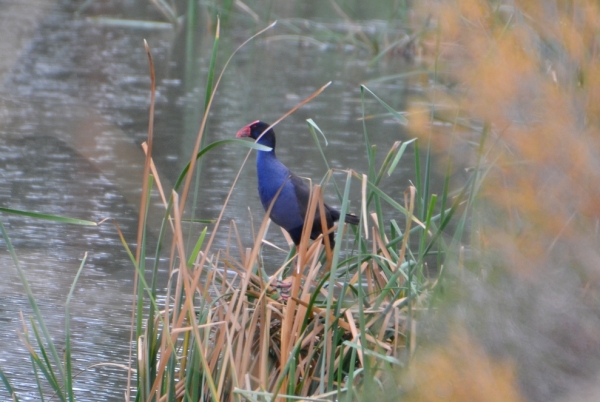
[236,120,359,248]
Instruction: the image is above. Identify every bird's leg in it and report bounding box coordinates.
[271,278,292,301]
[275,279,293,289]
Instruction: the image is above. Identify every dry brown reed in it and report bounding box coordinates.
[134,160,420,400]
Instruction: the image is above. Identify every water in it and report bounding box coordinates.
[0,1,418,399]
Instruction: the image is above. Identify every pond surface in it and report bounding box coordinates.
[0,0,420,399]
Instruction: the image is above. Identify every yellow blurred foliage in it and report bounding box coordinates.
[402,329,524,402]
[411,0,600,275]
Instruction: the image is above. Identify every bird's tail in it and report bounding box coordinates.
[327,207,359,225]
[344,214,360,225]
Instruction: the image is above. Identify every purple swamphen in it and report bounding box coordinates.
[237,120,359,248]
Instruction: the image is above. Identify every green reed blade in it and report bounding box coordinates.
[0,207,96,226]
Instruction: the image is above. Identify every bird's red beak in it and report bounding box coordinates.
[236,125,251,138]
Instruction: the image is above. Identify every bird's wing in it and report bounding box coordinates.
[290,174,311,221]
[291,174,341,223]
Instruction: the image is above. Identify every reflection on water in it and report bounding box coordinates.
[0,1,416,399]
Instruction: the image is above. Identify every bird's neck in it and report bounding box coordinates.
[255,150,290,198]
[256,149,277,164]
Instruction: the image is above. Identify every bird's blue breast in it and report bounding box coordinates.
[256,151,305,231]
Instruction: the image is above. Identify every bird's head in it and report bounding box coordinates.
[236,120,276,149]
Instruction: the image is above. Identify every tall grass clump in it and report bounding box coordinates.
[0,210,97,401]
[120,21,470,402]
